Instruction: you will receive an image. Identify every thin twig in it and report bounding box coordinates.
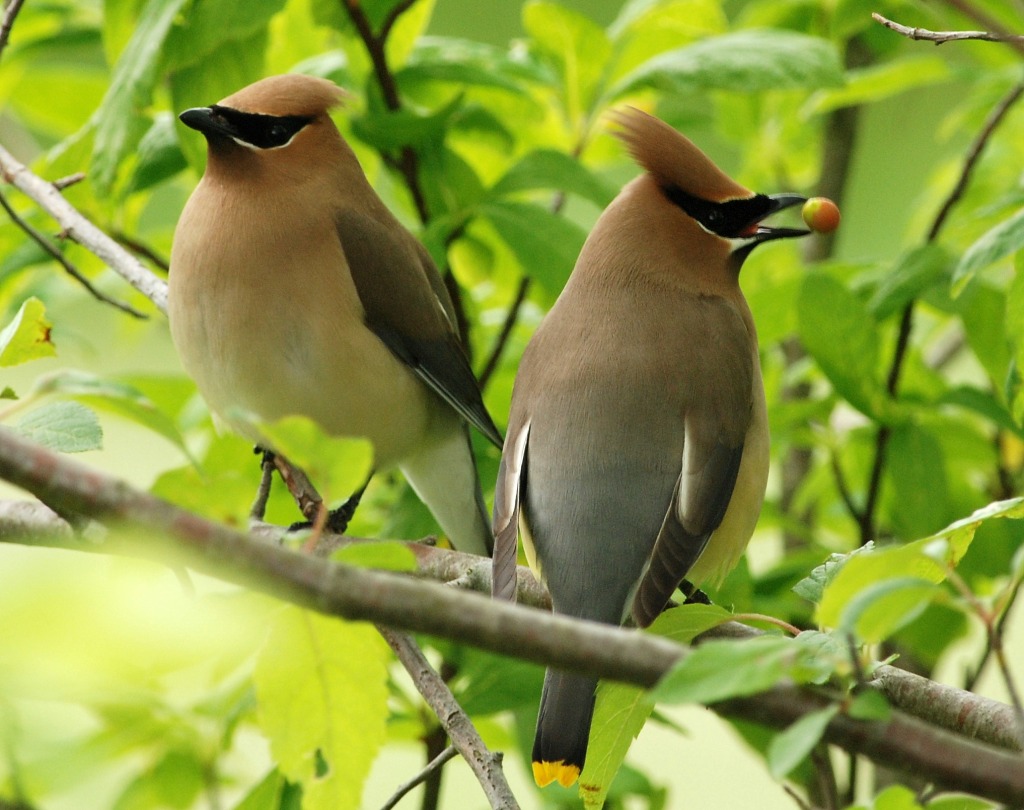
[872,13,1024,48]
[0,143,167,311]
[0,0,26,61]
[859,80,1024,545]
[478,275,530,389]
[112,230,170,273]
[939,0,1024,57]
[377,628,519,810]
[379,745,458,810]
[0,188,147,318]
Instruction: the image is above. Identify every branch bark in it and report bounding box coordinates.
[1,432,1023,805]
[872,13,1024,48]
[0,143,167,312]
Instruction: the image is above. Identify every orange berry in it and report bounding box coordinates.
[802,197,841,233]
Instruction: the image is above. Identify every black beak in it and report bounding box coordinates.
[179,106,239,141]
[750,193,810,243]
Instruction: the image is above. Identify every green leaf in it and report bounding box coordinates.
[576,605,729,808]
[351,95,462,151]
[490,149,616,207]
[654,635,799,704]
[112,748,204,810]
[523,1,612,118]
[869,244,950,320]
[162,0,285,70]
[798,273,885,419]
[847,690,891,722]
[480,200,587,293]
[30,370,190,456]
[90,0,190,193]
[817,499,1024,629]
[872,784,925,810]
[122,112,188,196]
[767,705,838,779]
[612,29,843,98]
[12,401,103,453]
[580,679,655,810]
[233,769,286,810]
[0,297,55,366]
[253,606,389,810]
[608,0,727,81]
[953,207,1024,293]
[257,415,373,505]
[803,56,951,116]
[398,36,534,93]
[840,576,939,643]
[793,550,859,605]
[887,424,949,539]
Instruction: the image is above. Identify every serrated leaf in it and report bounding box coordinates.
[253,606,388,810]
[654,635,799,704]
[817,499,1024,630]
[89,0,189,193]
[490,149,616,207]
[30,370,189,456]
[798,273,885,419]
[13,401,102,453]
[612,29,843,99]
[767,705,838,779]
[0,297,55,366]
[953,207,1024,293]
[792,551,856,605]
[480,200,586,293]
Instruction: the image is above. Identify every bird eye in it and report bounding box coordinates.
[268,124,290,145]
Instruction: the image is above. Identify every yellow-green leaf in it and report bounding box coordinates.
[0,297,56,366]
[253,606,389,810]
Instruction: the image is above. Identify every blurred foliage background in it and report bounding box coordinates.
[1,0,1024,808]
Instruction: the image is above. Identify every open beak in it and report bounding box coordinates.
[746,193,810,243]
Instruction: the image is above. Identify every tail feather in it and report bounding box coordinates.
[532,670,598,788]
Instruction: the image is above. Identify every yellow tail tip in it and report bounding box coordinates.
[532,760,581,788]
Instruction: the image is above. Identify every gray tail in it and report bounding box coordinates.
[532,670,598,786]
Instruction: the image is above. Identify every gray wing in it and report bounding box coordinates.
[491,418,529,601]
[336,208,503,448]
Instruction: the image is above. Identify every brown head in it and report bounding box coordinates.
[609,107,809,259]
[178,74,360,186]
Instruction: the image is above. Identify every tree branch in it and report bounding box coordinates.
[871,13,1024,48]
[0,187,147,318]
[0,0,26,62]
[1,433,1024,804]
[0,143,167,312]
[859,79,1024,545]
[377,628,518,809]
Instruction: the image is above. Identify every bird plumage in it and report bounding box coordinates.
[492,108,809,788]
[168,74,500,555]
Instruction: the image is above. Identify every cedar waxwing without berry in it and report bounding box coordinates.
[168,74,501,555]
[492,108,821,788]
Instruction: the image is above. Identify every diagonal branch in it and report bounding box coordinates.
[379,745,458,810]
[377,628,518,809]
[0,0,26,62]
[0,188,147,318]
[1,432,1024,804]
[0,143,167,312]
